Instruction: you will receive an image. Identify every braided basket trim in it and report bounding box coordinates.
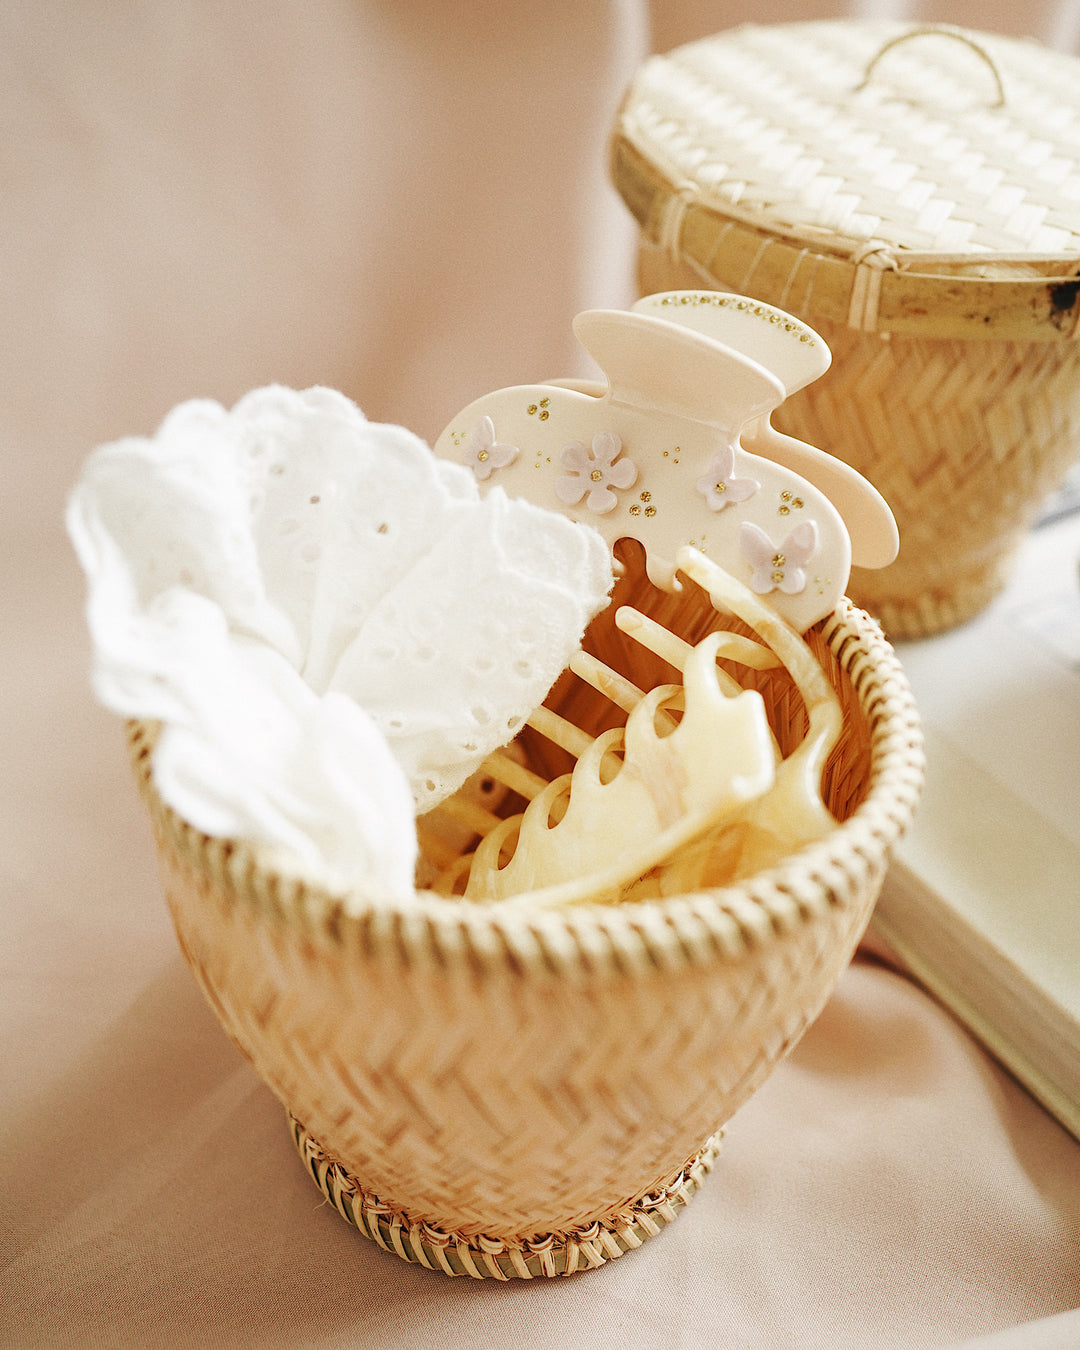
[292,1114,724,1278]
[128,597,924,983]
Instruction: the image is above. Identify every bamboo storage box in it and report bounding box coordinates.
[612,21,1080,637]
[130,568,923,1279]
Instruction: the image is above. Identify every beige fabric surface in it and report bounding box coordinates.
[2,3,1079,1346]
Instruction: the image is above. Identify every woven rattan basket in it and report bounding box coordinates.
[612,20,1080,637]
[129,566,923,1279]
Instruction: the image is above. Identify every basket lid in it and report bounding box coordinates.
[612,21,1080,339]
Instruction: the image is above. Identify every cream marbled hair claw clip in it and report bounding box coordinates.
[423,291,903,907]
[434,290,897,632]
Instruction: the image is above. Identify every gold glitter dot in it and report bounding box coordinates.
[590,469,603,482]
[778,504,790,515]
[793,497,804,509]
[540,398,549,408]
[772,570,785,584]
[644,505,657,517]
[781,490,792,502]
[772,553,785,567]
[629,504,641,516]
[539,410,549,420]
[477,449,489,462]
[715,482,727,494]
[640,490,652,503]
[527,404,537,415]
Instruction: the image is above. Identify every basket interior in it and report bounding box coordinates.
[417,541,872,905]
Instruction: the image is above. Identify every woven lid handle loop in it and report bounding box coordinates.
[854,24,1006,108]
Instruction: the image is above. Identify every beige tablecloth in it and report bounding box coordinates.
[3,4,1079,1345]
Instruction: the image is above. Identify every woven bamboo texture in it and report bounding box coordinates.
[128,578,922,1277]
[613,21,1080,636]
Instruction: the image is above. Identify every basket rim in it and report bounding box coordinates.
[130,597,924,980]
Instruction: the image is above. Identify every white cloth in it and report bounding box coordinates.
[67,386,612,897]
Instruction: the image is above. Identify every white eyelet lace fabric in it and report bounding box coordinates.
[67,386,613,901]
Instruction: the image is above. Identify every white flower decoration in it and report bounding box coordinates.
[695,441,760,511]
[463,415,518,480]
[555,430,637,514]
[740,520,818,595]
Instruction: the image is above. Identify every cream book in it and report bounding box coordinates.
[872,481,1080,1140]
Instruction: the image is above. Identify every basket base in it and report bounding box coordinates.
[289,1115,724,1278]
